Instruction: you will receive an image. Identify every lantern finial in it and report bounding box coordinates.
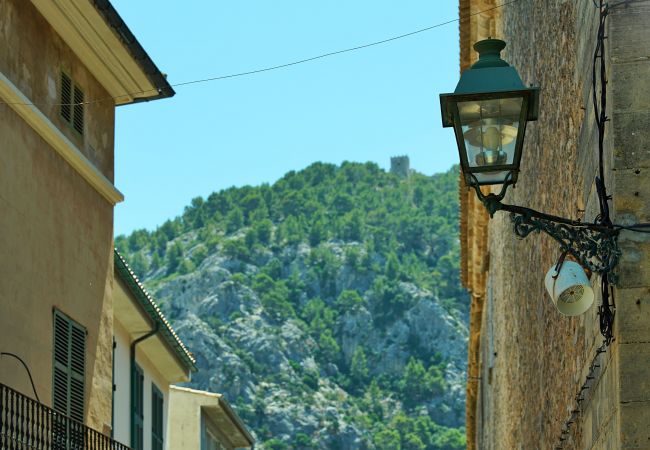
[472,39,509,69]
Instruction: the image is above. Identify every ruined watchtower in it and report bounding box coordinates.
[390,155,410,178]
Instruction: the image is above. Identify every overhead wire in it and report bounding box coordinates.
[0,0,522,108]
[615,224,650,233]
[170,0,521,88]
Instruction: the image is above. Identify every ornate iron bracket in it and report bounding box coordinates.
[508,212,619,276]
[470,179,620,278]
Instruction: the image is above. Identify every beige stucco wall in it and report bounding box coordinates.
[0,0,116,432]
[168,387,204,450]
[0,0,115,180]
[465,0,650,448]
[168,386,252,450]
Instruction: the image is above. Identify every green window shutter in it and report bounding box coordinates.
[69,322,86,422]
[52,310,86,422]
[131,363,144,450]
[151,385,164,450]
[53,312,70,415]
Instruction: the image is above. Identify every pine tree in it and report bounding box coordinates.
[350,347,369,384]
[385,252,400,280]
[226,208,244,233]
[166,242,183,275]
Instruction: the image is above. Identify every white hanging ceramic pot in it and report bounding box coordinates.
[544,260,595,316]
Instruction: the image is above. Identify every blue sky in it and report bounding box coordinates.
[112,1,460,236]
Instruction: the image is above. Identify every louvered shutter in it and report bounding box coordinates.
[69,323,85,422]
[151,386,164,450]
[59,72,84,136]
[52,310,86,421]
[53,312,70,415]
[132,364,144,450]
[72,86,84,135]
[60,73,72,123]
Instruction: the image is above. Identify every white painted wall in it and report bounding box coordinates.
[113,319,171,450]
[114,320,132,446]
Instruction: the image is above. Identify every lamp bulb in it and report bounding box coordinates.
[482,126,501,150]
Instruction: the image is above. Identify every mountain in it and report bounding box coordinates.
[115,162,468,450]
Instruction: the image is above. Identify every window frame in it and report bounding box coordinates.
[205,429,226,450]
[201,411,228,450]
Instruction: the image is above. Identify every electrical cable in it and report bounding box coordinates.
[615,224,650,233]
[170,0,521,88]
[0,0,522,108]
[555,2,614,447]
[592,0,615,346]
[0,352,40,403]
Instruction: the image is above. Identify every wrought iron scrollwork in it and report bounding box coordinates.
[468,177,620,280]
[509,212,620,276]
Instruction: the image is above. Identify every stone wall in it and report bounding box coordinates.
[463,0,650,448]
[458,1,500,447]
[609,1,650,447]
[0,0,115,432]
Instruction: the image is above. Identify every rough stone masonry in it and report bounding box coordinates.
[461,0,650,448]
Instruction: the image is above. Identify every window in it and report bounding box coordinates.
[60,71,84,135]
[206,430,226,450]
[202,413,227,450]
[52,309,86,422]
[131,363,144,450]
[151,385,164,450]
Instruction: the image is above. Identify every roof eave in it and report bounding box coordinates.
[218,397,256,447]
[31,0,174,105]
[91,0,175,103]
[114,250,197,373]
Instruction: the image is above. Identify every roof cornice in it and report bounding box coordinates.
[31,0,174,105]
[114,250,197,373]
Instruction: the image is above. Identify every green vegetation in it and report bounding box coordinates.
[116,162,467,449]
[117,162,464,314]
[399,357,447,408]
[373,412,465,450]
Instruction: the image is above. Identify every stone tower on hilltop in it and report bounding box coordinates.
[390,155,410,178]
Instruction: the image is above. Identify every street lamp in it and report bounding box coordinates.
[439,38,620,316]
[440,39,539,188]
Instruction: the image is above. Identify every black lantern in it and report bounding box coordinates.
[440,39,539,188]
[437,38,619,312]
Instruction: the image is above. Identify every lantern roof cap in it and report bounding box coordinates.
[451,38,528,95]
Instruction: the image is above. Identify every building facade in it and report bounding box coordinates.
[114,251,197,450]
[0,0,172,446]
[167,386,255,450]
[459,0,650,449]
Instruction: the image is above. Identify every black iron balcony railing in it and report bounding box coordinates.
[0,382,131,450]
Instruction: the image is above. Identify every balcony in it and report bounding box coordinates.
[0,382,131,450]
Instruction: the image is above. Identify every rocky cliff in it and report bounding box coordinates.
[117,162,468,449]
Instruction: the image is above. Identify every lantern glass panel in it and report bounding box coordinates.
[458,97,523,172]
